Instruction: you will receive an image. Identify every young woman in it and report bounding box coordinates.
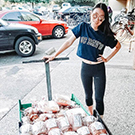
[43,3,121,117]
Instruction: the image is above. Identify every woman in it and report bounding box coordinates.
[43,3,121,117]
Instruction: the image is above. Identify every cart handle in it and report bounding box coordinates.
[22,57,69,64]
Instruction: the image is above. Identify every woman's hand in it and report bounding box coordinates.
[97,54,108,63]
[42,55,55,63]
[98,42,121,63]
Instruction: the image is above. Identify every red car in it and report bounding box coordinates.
[0,10,68,39]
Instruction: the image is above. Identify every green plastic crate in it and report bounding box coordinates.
[18,99,32,122]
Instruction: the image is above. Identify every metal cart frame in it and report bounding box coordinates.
[19,57,112,135]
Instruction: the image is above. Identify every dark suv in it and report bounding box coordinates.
[0,19,42,57]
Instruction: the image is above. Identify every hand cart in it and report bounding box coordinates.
[19,57,112,135]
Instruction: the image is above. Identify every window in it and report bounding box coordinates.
[21,12,40,21]
[2,12,22,21]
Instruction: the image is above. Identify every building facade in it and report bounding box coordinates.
[109,0,135,11]
[97,0,134,23]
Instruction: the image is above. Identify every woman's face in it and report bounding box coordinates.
[90,8,105,29]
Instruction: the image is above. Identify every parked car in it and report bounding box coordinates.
[52,4,61,12]
[0,10,68,39]
[61,2,71,9]
[56,6,88,21]
[33,6,49,16]
[0,19,42,57]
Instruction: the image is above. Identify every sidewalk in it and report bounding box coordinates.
[0,39,135,135]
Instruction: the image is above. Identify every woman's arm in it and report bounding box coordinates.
[99,41,121,62]
[43,33,76,62]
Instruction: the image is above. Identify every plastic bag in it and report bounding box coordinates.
[45,118,58,131]
[32,121,47,135]
[69,113,83,131]
[54,94,73,106]
[77,126,90,135]
[48,100,60,113]
[57,116,71,132]
[89,121,107,135]
[66,108,87,118]
[37,100,60,113]
[82,115,96,126]
[20,123,32,134]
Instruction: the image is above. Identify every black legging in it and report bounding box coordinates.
[81,62,106,115]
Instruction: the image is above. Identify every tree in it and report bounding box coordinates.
[4,0,50,4]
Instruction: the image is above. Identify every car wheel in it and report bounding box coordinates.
[53,26,64,39]
[15,36,36,57]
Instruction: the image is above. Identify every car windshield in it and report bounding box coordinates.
[0,19,8,26]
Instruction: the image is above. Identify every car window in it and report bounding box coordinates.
[2,12,22,21]
[0,19,8,26]
[21,12,40,21]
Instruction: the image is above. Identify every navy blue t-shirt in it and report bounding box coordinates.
[72,22,118,62]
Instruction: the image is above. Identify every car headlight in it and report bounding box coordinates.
[33,27,39,34]
[28,27,39,34]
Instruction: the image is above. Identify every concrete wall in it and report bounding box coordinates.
[108,0,127,11]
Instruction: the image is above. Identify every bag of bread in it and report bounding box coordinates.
[20,123,32,134]
[45,118,58,131]
[89,121,107,135]
[29,114,39,121]
[77,126,90,135]
[34,113,48,122]
[37,100,50,113]
[82,115,96,126]
[57,116,71,132]
[55,109,65,118]
[54,94,73,107]
[65,108,87,119]
[37,100,60,113]
[48,128,63,135]
[48,100,60,113]
[69,113,83,131]
[21,116,31,124]
[32,121,47,135]
[23,107,39,117]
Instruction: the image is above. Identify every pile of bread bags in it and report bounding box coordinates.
[20,94,108,135]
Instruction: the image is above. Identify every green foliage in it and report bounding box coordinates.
[54,0,95,7]
[4,0,95,6]
[4,0,50,4]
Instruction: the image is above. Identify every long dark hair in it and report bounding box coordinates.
[92,3,114,36]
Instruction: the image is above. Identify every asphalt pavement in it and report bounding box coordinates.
[0,35,135,135]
